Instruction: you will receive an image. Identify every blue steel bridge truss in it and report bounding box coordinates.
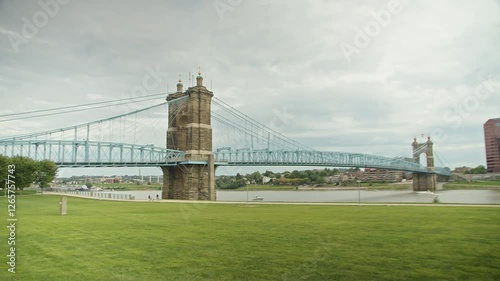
[0,140,184,167]
[213,148,451,175]
[0,140,451,175]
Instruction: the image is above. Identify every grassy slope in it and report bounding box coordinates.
[444,180,500,189]
[231,183,412,191]
[1,196,499,281]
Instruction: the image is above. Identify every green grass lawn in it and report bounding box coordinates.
[1,189,38,196]
[444,180,500,189]
[1,196,499,281]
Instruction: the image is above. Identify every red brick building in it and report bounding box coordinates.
[484,118,500,173]
[362,168,403,182]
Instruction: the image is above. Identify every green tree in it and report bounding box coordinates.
[34,160,58,193]
[289,170,302,179]
[0,155,8,194]
[248,171,262,184]
[319,169,328,177]
[470,165,486,174]
[11,156,37,193]
[0,156,58,194]
[262,170,274,177]
[317,176,326,184]
[216,176,246,189]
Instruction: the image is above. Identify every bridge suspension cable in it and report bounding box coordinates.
[212,97,314,151]
[433,150,450,168]
[413,144,425,154]
[1,102,165,141]
[0,93,170,123]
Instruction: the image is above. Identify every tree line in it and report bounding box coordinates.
[464,165,487,174]
[0,155,58,192]
[216,168,349,189]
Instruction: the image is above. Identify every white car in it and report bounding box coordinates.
[75,186,89,191]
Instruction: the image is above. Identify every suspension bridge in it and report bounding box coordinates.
[0,73,450,199]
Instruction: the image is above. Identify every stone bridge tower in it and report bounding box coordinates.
[161,72,216,200]
[411,137,436,191]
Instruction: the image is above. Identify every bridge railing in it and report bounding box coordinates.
[0,140,184,166]
[213,148,451,175]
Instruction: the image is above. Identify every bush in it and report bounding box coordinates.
[216,177,246,189]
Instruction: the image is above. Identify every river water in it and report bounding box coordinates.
[92,189,500,204]
[217,189,500,204]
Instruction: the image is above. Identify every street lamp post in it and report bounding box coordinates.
[357,180,361,206]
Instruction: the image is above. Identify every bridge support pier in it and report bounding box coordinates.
[412,173,436,192]
[161,155,215,200]
[163,71,216,200]
[412,137,437,192]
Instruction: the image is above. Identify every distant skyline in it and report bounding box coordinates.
[1,0,499,177]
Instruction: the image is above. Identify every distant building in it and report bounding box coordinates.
[452,166,472,174]
[484,118,500,173]
[362,168,403,182]
[104,176,121,184]
[262,176,272,184]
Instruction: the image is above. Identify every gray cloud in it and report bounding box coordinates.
[1,0,499,176]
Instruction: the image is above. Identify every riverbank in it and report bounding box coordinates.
[61,180,500,193]
[443,180,500,190]
[230,183,412,191]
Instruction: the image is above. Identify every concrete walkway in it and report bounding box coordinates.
[42,192,500,208]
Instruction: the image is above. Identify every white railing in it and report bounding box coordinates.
[63,190,135,200]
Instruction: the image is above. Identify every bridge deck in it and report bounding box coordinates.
[0,141,450,175]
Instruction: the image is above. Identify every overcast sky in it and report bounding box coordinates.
[1,0,499,177]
